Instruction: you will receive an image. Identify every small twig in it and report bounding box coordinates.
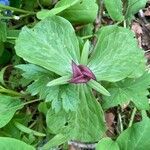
[128,107,137,128]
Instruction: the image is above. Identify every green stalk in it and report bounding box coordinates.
[0,4,35,15]
[118,112,123,132]
[128,107,137,128]
[22,99,41,106]
[81,35,95,40]
[0,86,22,97]
[14,122,46,137]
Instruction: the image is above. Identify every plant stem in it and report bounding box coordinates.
[0,4,35,15]
[123,20,127,28]
[81,35,95,40]
[128,107,137,128]
[0,87,23,97]
[22,99,41,106]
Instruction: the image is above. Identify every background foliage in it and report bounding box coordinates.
[0,0,150,150]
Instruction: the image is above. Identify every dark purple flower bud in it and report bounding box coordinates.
[69,61,96,84]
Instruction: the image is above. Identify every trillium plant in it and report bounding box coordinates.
[0,0,150,150]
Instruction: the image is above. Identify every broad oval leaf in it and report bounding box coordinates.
[56,0,98,24]
[0,95,23,128]
[15,16,80,76]
[117,117,150,150]
[125,0,147,20]
[96,137,120,150]
[37,0,80,20]
[88,25,146,82]
[0,137,35,150]
[104,0,124,21]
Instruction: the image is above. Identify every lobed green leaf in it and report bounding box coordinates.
[102,73,150,110]
[88,25,146,82]
[15,16,80,76]
[117,117,150,150]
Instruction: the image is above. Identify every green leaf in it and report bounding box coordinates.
[0,137,35,150]
[16,64,52,81]
[61,84,79,112]
[77,24,94,37]
[15,16,80,76]
[80,40,90,65]
[88,25,145,82]
[47,75,71,87]
[38,102,48,115]
[14,122,46,137]
[19,64,80,112]
[56,0,98,24]
[88,79,110,96]
[0,21,7,42]
[102,73,150,110]
[0,95,23,128]
[96,137,120,150]
[69,85,106,142]
[46,85,106,145]
[41,134,69,150]
[125,0,147,19]
[104,0,124,21]
[28,79,79,112]
[37,0,80,20]
[46,108,68,134]
[117,117,150,150]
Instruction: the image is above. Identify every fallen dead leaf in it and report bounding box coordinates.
[131,22,143,48]
[105,112,115,137]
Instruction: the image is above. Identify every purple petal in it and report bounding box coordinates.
[69,61,96,84]
[78,65,96,80]
[72,61,82,78]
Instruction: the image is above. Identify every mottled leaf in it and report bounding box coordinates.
[96,137,120,150]
[125,0,147,19]
[117,117,150,150]
[15,16,80,76]
[88,25,145,82]
[56,0,98,24]
[102,73,150,110]
[0,137,35,150]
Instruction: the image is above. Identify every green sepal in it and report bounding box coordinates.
[87,79,110,96]
[80,40,90,65]
[47,75,71,87]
